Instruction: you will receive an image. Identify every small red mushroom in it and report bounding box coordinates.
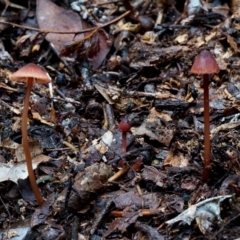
[119,119,131,154]
[191,50,220,182]
[10,63,51,206]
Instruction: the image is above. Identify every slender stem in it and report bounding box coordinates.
[203,74,210,182]
[122,132,127,154]
[22,80,44,206]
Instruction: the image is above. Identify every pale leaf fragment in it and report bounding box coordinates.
[32,111,55,127]
[174,33,188,44]
[166,195,233,234]
[93,130,113,154]
[0,154,50,183]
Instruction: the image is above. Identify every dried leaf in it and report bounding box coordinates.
[166,195,233,234]
[93,130,113,154]
[226,33,239,53]
[119,22,141,33]
[141,166,167,187]
[16,35,31,48]
[0,154,50,183]
[113,191,159,210]
[53,163,112,212]
[15,139,43,162]
[164,148,191,167]
[133,108,175,146]
[231,0,240,14]
[135,221,164,240]
[174,33,188,44]
[60,29,100,59]
[0,220,31,240]
[187,0,203,15]
[36,0,84,53]
[103,210,139,237]
[0,40,13,62]
[129,42,190,69]
[93,80,120,104]
[32,110,55,127]
[31,193,55,227]
[2,139,20,150]
[37,0,111,69]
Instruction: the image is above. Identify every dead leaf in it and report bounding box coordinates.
[36,0,84,53]
[0,218,32,239]
[93,79,120,104]
[226,33,239,53]
[32,111,55,127]
[134,108,175,146]
[135,221,164,240]
[129,42,190,69]
[166,195,233,234]
[164,148,191,167]
[31,193,55,227]
[36,0,111,69]
[141,166,167,187]
[0,40,13,62]
[93,130,113,154]
[53,162,112,212]
[174,33,188,44]
[2,139,20,150]
[103,211,139,237]
[15,139,43,162]
[113,191,159,210]
[0,154,50,183]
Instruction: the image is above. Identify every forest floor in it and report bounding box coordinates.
[0,0,240,239]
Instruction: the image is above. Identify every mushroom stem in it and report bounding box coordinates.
[121,132,127,154]
[203,74,210,182]
[22,80,44,206]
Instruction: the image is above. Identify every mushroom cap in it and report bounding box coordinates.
[191,50,220,74]
[10,63,51,84]
[119,119,131,133]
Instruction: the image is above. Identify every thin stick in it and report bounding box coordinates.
[0,11,130,34]
[22,80,44,206]
[203,74,210,182]
[108,166,129,182]
[108,146,152,164]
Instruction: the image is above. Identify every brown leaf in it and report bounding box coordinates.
[166,195,233,234]
[36,0,84,53]
[113,191,159,209]
[53,163,112,212]
[141,166,167,187]
[15,139,43,162]
[133,108,175,146]
[60,29,100,60]
[103,211,139,237]
[36,0,111,69]
[164,148,191,167]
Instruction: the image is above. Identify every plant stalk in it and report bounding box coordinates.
[203,74,210,182]
[22,80,44,206]
[122,132,127,154]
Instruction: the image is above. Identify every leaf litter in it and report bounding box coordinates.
[0,0,240,239]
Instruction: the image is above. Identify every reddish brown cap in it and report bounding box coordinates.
[119,119,131,133]
[10,63,51,84]
[191,50,220,74]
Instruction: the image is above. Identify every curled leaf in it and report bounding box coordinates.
[166,195,233,234]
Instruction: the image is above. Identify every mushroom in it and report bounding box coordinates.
[119,119,131,154]
[10,63,51,206]
[191,50,220,182]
